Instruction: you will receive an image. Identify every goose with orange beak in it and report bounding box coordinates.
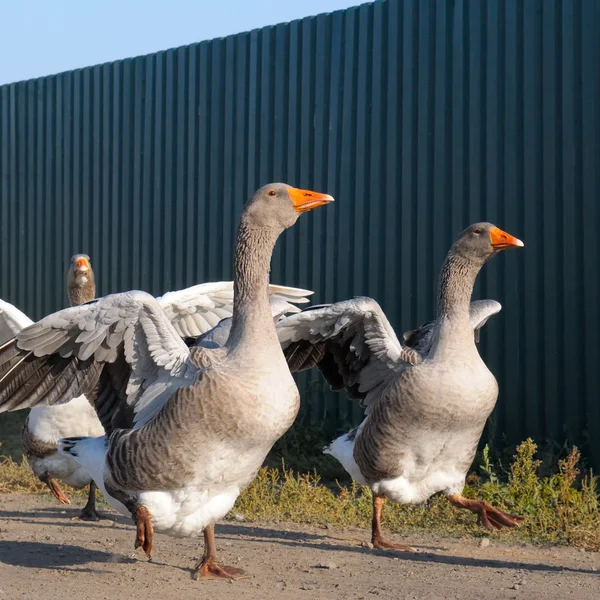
[21,253,105,520]
[279,222,524,551]
[0,183,333,579]
[72,254,91,276]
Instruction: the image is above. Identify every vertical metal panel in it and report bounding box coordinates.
[0,0,599,465]
[581,0,600,468]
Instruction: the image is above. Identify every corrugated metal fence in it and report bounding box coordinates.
[1,0,599,465]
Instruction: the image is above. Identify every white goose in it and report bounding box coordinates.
[2,255,105,519]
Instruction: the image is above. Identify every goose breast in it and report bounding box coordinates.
[355,354,498,490]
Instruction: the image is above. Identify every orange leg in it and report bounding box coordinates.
[134,505,154,558]
[371,494,416,552]
[192,525,248,581]
[448,494,524,531]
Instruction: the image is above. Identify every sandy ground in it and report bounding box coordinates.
[0,494,598,600]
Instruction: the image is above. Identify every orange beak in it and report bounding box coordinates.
[288,187,334,213]
[74,257,90,274]
[489,227,524,250]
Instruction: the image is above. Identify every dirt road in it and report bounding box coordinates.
[0,494,598,599]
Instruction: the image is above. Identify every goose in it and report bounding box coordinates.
[0,183,333,579]
[278,223,524,550]
[2,266,310,520]
[2,255,106,520]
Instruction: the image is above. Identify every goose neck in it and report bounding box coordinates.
[227,220,280,350]
[435,252,483,345]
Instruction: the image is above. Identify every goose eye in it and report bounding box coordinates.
[268,190,277,197]
[473,227,482,234]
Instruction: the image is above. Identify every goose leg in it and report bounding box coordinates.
[370,494,416,552]
[41,473,71,505]
[76,481,103,521]
[447,493,524,531]
[134,505,154,558]
[192,525,248,581]
[104,483,154,559]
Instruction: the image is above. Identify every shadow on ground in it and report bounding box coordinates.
[217,524,597,576]
[0,540,135,572]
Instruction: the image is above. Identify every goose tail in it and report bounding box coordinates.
[58,435,107,483]
[58,436,88,457]
[323,429,367,486]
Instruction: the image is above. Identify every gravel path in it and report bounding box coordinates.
[0,494,598,599]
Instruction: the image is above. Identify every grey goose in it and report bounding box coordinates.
[278,223,524,550]
[0,183,333,579]
[1,260,310,522]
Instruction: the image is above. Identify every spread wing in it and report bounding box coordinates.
[278,297,422,409]
[195,294,307,349]
[158,281,312,339]
[0,291,201,432]
[0,299,34,344]
[403,299,502,352]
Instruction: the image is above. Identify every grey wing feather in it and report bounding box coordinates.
[193,294,305,349]
[0,291,199,432]
[403,299,502,351]
[468,299,502,343]
[194,318,233,349]
[278,297,421,408]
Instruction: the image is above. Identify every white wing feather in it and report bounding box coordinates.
[157,281,313,338]
[14,291,198,427]
[0,299,34,344]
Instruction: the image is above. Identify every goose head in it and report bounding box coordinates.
[243,183,334,231]
[69,254,93,283]
[451,222,524,265]
[67,254,96,305]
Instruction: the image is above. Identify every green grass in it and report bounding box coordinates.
[1,437,598,550]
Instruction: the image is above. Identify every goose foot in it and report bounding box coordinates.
[75,481,104,521]
[372,534,417,552]
[45,476,71,505]
[192,557,248,581]
[134,505,154,558]
[370,493,417,552]
[448,494,524,531]
[192,524,249,581]
[76,507,103,522]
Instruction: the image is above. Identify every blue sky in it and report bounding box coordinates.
[0,0,363,85]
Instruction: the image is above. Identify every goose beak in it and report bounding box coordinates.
[74,257,90,276]
[288,187,335,213]
[489,227,524,250]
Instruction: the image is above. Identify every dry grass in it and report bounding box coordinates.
[0,439,598,550]
[0,455,47,494]
[0,454,90,501]
[236,440,600,550]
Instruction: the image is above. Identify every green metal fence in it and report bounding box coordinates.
[1,0,599,465]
